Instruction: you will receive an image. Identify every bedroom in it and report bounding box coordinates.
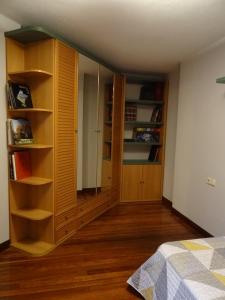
[1,1,225,299]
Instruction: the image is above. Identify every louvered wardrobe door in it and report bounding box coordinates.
[54,40,78,217]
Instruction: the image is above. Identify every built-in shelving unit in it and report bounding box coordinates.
[6,38,55,255]
[121,74,167,202]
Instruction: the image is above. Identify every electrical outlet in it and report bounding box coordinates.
[207,177,216,187]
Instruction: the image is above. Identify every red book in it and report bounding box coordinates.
[14,151,32,180]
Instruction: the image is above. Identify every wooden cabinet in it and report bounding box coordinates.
[122,164,162,202]
[121,73,167,203]
[6,37,78,255]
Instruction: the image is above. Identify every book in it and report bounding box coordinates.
[150,106,162,123]
[10,118,33,145]
[148,145,160,161]
[8,153,14,179]
[125,104,137,121]
[14,151,32,180]
[7,81,33,109]
[12,153,17,180]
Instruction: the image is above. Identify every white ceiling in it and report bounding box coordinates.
[1,0,225,73]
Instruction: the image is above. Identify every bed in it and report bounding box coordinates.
[127,237,225,300]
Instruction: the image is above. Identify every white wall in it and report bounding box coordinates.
[173,41,225,236]
[163,67,179,200]
[0,15,19,244]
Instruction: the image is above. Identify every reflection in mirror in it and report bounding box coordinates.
[77,54,99,202]
[97,65,114,198]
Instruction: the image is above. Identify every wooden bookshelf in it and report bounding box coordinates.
[122,75,167,202]
[6,37,78,255]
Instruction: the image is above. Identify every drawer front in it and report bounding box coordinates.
[55,220,77,244]
[78,194,106,217]
[77,200,113,229]
[55,206,76,229]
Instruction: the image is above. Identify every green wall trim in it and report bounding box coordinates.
[4,26,167,79]
[4,26,119,72]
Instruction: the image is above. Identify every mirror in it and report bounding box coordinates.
[97,65,114,198]
[77,54,99,202]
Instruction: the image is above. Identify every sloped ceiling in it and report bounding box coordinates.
[1,0,225,73]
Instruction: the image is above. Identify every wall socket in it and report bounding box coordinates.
[207,177,216,187]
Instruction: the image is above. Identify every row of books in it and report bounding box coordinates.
[9,151,31,180]
[7,118,33,145]
[6,81,33,109]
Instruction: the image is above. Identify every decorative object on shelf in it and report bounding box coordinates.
[125,104,137,121]
[139,82,164,101]
[6,81,33,109]
[150,106,162,123]
[133,127,160,143]
[8,118,33,145]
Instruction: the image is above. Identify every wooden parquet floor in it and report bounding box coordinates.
[0,202,207,299]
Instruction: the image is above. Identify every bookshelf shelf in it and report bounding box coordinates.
[124,121,162,127]
[8,69,53,78]
[12,239,55,256]
[11,176,53,185]
[9,144,53,149]
[123,159,161,165]
[125,99,164,105]
[124,141,161,146]
[11,209,53,221]
[8,108,53,113]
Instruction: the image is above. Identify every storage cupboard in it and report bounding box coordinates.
[5,27,124,255]
[6,37,78,255]
[121,74,167,202]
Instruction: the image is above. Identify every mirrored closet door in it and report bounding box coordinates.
[77,54,99,202]
[97,66,114,200]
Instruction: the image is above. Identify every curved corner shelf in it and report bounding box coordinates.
[11,176,53,186]
[8,108,53,113]
[12,239,55,256]
[11,209,53,221]
[9,144,53,149]
[8,69,53,78]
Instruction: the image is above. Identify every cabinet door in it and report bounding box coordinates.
[121,165,142,202]
[55,40,77,214]
[142,165,162,201]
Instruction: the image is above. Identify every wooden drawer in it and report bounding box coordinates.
[55,220,77,244]
[55,206,76,229]
[77,200,113,229]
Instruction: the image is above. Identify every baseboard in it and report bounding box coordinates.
[162,196,212,238]
[162,196,172,208]
[0,240,10,252]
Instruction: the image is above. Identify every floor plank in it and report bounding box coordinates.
[0,202,207,299]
